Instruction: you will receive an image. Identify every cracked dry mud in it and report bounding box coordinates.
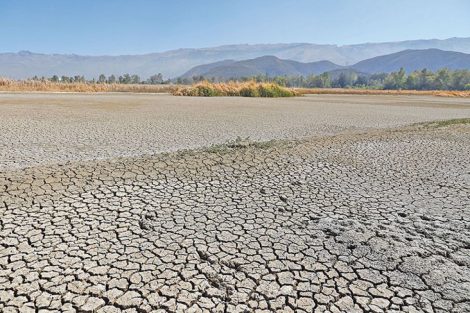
[1,93,470,171]
[1,120,470,312]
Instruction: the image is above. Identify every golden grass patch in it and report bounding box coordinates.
[172,81,298,97]
[0,78,176,93]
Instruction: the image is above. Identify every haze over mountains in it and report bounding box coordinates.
[1,37,470,79]
[182,56,343,79]
[184,49,470,79]
[353,49,470,73]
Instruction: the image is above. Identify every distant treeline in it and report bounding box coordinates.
[181,68,470,91]
[25,68,470,91]
[28,73,170,85]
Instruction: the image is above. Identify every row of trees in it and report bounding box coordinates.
[30,73,168,85]
[28,68,470,90]
[180,68,470,91]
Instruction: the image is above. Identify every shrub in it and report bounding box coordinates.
[239,85,260,97]
[257,83,296,97]
[172,81,298,97]
[195,84,222,96]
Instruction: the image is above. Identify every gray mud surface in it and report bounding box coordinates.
[1,93,469,170]
[1,93,470,312]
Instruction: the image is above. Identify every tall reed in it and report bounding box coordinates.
[0,78,176,93]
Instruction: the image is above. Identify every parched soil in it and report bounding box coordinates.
[0,93,469,170]
[0,94,470,312]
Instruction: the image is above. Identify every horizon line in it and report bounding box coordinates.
[1,36,468,57]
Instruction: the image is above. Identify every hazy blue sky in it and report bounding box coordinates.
[1,0,469,55]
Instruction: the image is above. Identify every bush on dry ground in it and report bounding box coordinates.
[172,81,298,97]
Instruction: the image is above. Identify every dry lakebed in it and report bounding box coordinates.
[1,93,470,312]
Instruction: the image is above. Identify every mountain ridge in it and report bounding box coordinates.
[181,49,470,79]
[1,37,470,79]
[353,48,470,73]
[181,56,344,79]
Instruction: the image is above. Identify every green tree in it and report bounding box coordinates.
[130,75,140,84]
[148,73,163,84]
[73,75,85,83]
[334,72,356,88]
[405,71,418,89]
[273,76,288,86]
[98,74,107,84]
[384,68,406,89]
[433,68,451,89]
[354,75,369,87]
[451,70,470,90]
[318,73,331,88]
[416,69,434,90]
[120,74,131,84]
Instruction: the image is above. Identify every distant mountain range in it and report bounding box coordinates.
[353,49,470,73]
[181,56,343,79]
[1,37,470,79]
[182,49,470,79]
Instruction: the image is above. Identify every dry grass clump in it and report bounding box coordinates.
[416,118,470,128]
[172,81,298,97]
[0,78,177,93]
[295,88,470,97]
[425,90,470,97]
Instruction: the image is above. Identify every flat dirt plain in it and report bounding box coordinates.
[1,93,470,312]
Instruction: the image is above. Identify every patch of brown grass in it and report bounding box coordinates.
[295,88,470,97]
[172,81,298,97]
[0,78,177,93]
[416,118,470,128]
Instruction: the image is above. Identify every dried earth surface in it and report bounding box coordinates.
[1,93,469,170]
[1,93,470,312]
